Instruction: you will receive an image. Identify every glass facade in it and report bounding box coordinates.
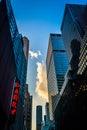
[78,30,87,75]
[5,0,27,107]
[54,4,87,130]
[0,0,28,129]
[0,1,17,129]
[7,0,28,104]
[6,0,19,42]
[14,35,27,106]
[61,4,87,75]
[61,4,86,62]
[46,34,69,120]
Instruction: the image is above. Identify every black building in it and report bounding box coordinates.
[61,4,87,62]
[54,71,87,130]
[0,0,28,129]
[54,4,87,130]
[0,0,16,129]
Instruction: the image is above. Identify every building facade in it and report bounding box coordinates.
[46,34,68,120]
[41,103,50,130]
[0,1,17,129]
[41,102,55,130]
[77,25,87,75]
[61,4,87,62]
[36,106,42,130]
[24,84,32,130]
[54,4,87,130]
[23,37,29,63]
[0,0,29,129]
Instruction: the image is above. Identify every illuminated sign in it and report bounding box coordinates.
[9,80,20,122]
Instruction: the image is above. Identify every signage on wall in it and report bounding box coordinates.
[9,78,20,123]
[10,82,20,115]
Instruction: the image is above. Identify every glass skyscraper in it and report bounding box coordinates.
[0,0,29,129]
[61,4,87,63]
[46,34,69,120]
[54,4,87,130]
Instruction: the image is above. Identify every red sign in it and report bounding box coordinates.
[10,82,20,116]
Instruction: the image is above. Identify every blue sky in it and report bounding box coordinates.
[11,0,87,130]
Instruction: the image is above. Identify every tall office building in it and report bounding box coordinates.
[42,102,55,130]
[24,84,32,130]
[54,4,87,130]
[0,1,17,129]
[46,103,55,130]
[0,0,29,129]
[46,34,68,120]
[61,3,87,115]
[36,105,42,130]
[61,4,87,63]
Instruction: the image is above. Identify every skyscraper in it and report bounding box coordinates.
[46,33,68,120]
[36,105,42,130]
[61,4,87,63]
[24,84,32,130]
[0,0,18,129]
[54,4,87,130]
[0,0,29,129]
[41,102,55,130]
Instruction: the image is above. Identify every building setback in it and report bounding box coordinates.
[46,34,68,120]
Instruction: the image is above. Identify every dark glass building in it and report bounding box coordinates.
[54,4,87,130]
[0,0,17,129]
[46,34,69,120]
[61,4,87,62]
[54,73,87,130]
[36,105,42,130]
[0,0,28,129]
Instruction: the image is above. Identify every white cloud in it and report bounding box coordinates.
[29,50,41,59]
[35,62,48,101]
[38,51,41,56]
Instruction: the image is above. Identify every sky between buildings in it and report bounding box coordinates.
[11,0,87,130]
